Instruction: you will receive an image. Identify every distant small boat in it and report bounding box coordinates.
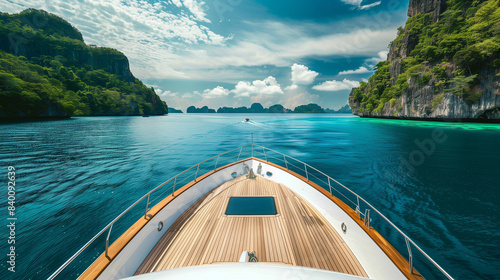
[244,118,250,122]
[143,115,150,117]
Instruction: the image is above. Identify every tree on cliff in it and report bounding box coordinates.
[268,104,290,113]
[0,9,168,118]
[187,106,216,113]
[349,0,499,119]
[249,103,266,113]
[293,104,325,113]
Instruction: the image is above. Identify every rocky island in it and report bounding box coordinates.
[325,104,352,114]
[349,0,499,122]
[0,9,168,119]
[186,106,216,113]
[186,103,336,114]
[168,108,183,113]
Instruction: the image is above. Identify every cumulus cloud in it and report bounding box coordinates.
[282,85,319,109]
[155,89,178,98]
[219,24,395,67]
[338,66,372,75]
[162,76,284,110]
[203,86,230,98]
[365,50,389,67]
[176,21,398,81]
[0,0,398,86]
[232,76,284,97]
[291,63,319,85]
[154,88,201,111]
[0,0,228,80]
[313,79,360,91]
[182,0,210,23]
[159,76,325,112]
[171,0,183,8]
[337,50,388,75]
[285,84,298,91]
[340,0,381,10]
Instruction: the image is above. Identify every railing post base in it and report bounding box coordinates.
[405,237,414,274]
[105,224,113,260]
[144,194,150,220]
[172,177,177,197]
[364,209,370,229]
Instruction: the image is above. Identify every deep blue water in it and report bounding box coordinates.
[0,114,499,279]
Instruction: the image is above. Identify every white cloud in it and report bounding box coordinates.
[284,92,319,109]
[360,1,382,10]
[246,82,320,110]
[177,22,397,78]
[282,85,319,109]
[313,79,360,91]
[171,0,183,8]
[202,86,230,98]
[182,0,210,23]
[163,76,284,110]
[154,88,199,111]
[0,1,397,84]
[338,66,372,75]
[291,63,319,85]
[285,84,298,91]
[340,0,381,10]
[0,0,228,80]
[365,50,389,67]
[155,89,178,98]
[232,76,283,97]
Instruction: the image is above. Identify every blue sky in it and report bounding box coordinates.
[1,0,409,111]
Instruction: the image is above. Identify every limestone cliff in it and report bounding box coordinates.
[0,9,168,118]
[349,0,500,122]
[0,9,134,82]
[408,0,446,21]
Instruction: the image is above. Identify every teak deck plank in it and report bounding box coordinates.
[135,175,368,277]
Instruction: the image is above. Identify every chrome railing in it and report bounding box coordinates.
[47,145,254,280]
[251,144,453,280]
[48,144,453,280]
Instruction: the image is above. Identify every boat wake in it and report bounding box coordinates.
[243,120,270,129]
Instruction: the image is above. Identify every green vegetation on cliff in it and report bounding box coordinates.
[187,106,216,113]
[0,9,168,118]
[293,103,325,113]
[217,103,268,113]
[268,104,290,113]
[351,0,499,114]
[168,108,183,113]
[187,103,328,113]
[325,104,352,113]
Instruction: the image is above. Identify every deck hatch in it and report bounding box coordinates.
[225,196,277,215]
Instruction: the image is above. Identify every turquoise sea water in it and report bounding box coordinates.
[0,114,499,279]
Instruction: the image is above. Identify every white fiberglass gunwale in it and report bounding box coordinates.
[47,144,453,280]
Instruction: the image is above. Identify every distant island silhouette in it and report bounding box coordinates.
[185,103,351,114]
[168,108,183,113]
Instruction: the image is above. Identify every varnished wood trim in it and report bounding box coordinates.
[253,157,424,280]
[80,156,423,280]
[136,174,367,276]
[78,159,251,280]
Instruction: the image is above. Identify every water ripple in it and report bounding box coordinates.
[0,115,498,279]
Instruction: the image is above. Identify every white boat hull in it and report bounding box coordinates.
[95,159,406,280]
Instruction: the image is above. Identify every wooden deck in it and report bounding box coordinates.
[135,175,368,277]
